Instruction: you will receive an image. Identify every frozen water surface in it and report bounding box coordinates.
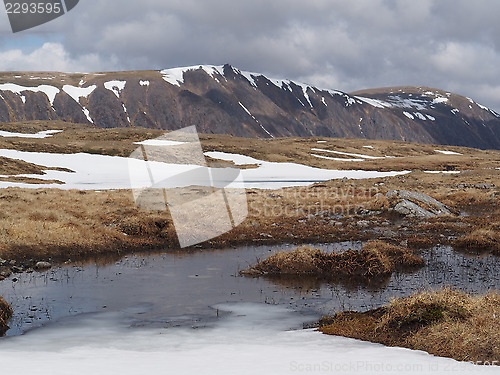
[0,244,498,374]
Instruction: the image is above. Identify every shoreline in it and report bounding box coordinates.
[318,289,500,365]
[0,296,12,336]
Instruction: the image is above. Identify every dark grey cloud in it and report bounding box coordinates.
[1,0,500,111]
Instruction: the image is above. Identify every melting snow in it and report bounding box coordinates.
[301,86,313,107]
[239,102,274,138]
[161,65,225,87]
[434,150,463,156]
[475,102,500,117]
[239,102,254,117]
[345,96,356,106]
[104,80,127,98]
[82,108,93,124]
[426,114,436,121]
[363,145,374,149]
[311,148,387,160]
[311,153,365,162]
[388,96,429,110]
[122,104,131,124]
[451,109,460,115]
[0,130,62,139]
[205,151,408,188]
[355,96,392,108]
[134,140,188,146]
[321,97,327,106]
[0,83,60,106]
[357,94,435,111]
[63,85,97,103]
[62,85,97,123]
[0,302,490,375]
[139,80,150,86]
[414,112,427,121]
[433,97,449,104]
[0,148,405,190]
[403,111,415,120]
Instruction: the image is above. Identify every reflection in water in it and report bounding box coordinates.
[0,243,498,336]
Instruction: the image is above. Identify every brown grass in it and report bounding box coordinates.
[453,229,500,255]
[241,241,423,282]
[201,133,500,172]
[2,120,499,171]
[0,120,163,157]
[0,124,498,263]
[0,296,12,336]
[0,188,178,262]
[320,288,500,364]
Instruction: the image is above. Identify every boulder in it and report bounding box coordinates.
[386,190,452,218]
[35,261,52,270]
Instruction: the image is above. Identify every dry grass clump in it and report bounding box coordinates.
[407,235,437,249]
[241,240,423,281]
[0,157,46,175]
[320,288,500,364]
[453,229,500,255]
[0,296,12,336]
[0,188,177,262]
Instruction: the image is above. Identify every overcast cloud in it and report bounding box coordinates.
[1,0,500,110]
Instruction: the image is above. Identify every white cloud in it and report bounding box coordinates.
[0,0,500,111]
[0,42,111,72]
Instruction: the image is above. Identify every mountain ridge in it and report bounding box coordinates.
[0,64,499,149]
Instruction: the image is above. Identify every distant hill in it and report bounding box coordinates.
[0,64,499,149]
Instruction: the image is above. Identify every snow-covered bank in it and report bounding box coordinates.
[0,303,495,375]
[0,149,409,190]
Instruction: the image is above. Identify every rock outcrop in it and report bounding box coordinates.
[386,190,452,218]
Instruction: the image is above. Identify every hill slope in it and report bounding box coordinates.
[0,64,499,148]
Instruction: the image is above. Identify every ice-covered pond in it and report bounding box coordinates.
[0,243,498,374]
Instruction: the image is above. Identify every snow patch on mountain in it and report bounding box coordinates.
[161,65,225,87]
[355,96,392,108]
[0,83,60,106]
[403,111,415,120]
[104,81,127,98]
[239,101,274,138]
[63,85,97,103]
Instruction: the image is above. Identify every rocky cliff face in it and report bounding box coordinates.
[0,64,499,149]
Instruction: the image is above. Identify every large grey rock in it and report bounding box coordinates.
[393,200,435,218]
[386,190,452,218]
[35,261,52,270]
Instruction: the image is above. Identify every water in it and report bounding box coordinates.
[0,243,498,374]
[0,243,498,337]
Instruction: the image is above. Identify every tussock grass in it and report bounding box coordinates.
[453,229,500,255]
[0,296,12,336]
[0,188,177,262]
[241,240,423,281]
[320,288,500,364]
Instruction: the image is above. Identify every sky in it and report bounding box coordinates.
[1,0,500,111]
